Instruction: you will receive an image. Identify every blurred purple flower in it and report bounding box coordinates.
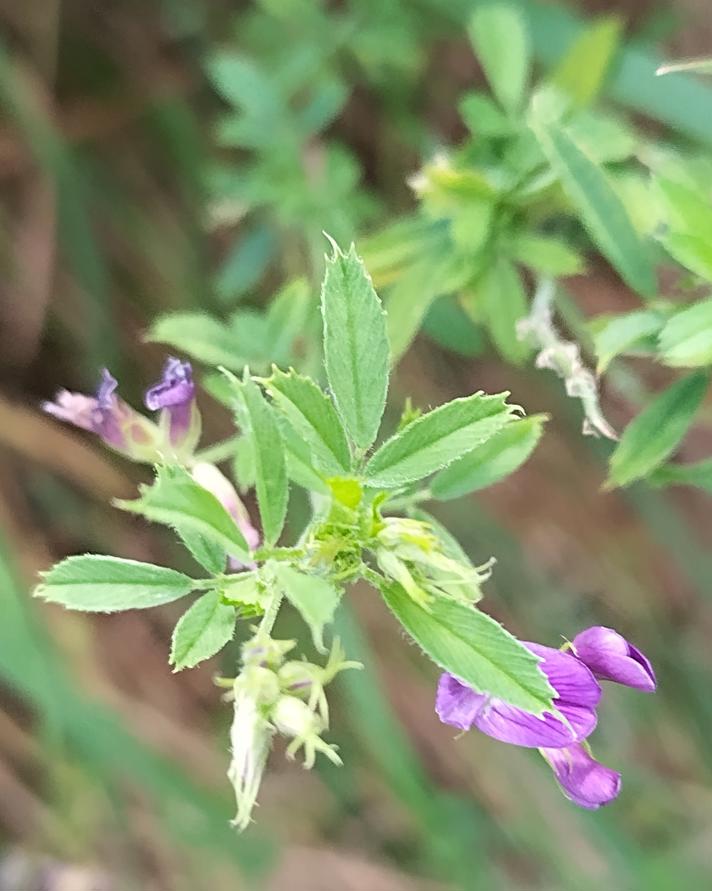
[43,369,154,454]
[436,643,601,748]
[144,357,197,448]
[541,742,621,810]
[572,626,656,692]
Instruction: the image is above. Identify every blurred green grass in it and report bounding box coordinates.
[3,0,712,888]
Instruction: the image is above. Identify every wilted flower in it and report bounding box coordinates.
[144,357,200,454]
[436,628,655,809]
[227,666,278,831]
[191,462,260,568]
[42,369,158,460]
[271,694,341,769]
[572,626,657,692]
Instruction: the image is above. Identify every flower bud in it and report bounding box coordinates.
[271,695,341,769]
[191,463,260,569]
[572,626,656,692]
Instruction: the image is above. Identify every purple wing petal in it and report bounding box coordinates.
[145,357,194,410]
[435,673,488,731]
[541,743,621,809]
[472,699,597,748]
[572,627,656,692]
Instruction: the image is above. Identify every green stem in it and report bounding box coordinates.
[192,435,242,465]
[257,591,282,638]
[253,546,306,563]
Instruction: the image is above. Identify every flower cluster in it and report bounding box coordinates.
[224,634,360,829]
[43,357,200,461]
[436,626,656,809]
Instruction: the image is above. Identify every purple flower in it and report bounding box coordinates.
[43,369,155,455]
[144,357,198,449]
[436,643,601,748]
[541,743,621,810]
[572,627,656,692]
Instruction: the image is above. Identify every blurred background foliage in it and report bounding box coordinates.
[2,0,712,888]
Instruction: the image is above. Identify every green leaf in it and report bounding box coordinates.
[607,372,709,488]
[264,368,351,475]
[508,233,585,276]
[591,309,666,373]
[116,465,250,561]
[170,591,236,671]
[265,278,312,366]
[231,374,289,546]
[650,458,712,493]
[459,92,513,137]
[657,177,712,237]
[431,415,547,499]
[35,555,194,612]
[658,299,712,367]
[379,580,555,715]
[468,4,531,115]
[272,564,341,652]
[276,415,330,495]
[179,530,227,575]
[146,313,249,370]
[321,240,390,450]
[480,259,531,365]
[661,232,712,280]
[550,16,622,108]
[364,391,519,489]
[530,110,656,297]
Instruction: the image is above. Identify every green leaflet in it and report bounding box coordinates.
[272,564,342,653]
[146,313,249,371]
[591,309,666,373]
[116,465,250,561]
[170,591,236,671]
[549,15,622,108]
[479,259,531,365]
[658,299,712,367]
[321,239,390,450]
[35,555,194,612]
[364,391,518,489]
[607,371,710,488]
[650,458,712,493]
[530,108,656,298]
[230,374,288,546]
[508,233,585,277]
[275,415,330,495]
[379,580,555,715]
[431,415,547,500]
[468,4,531,116]
[264,368,351,475]
[178,530,227,575]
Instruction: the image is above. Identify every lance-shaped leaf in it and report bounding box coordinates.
[549,15,622,108]
[116,465,250,562]
[264,368,351,475]
[530,109,656,298]
[650,458,712,493]
[379,580,555,715]
[658,299,712,367]
[276,415,330,495]
[468,4,531,115]
[35,555,194,612]
[431,415,547,499]
[607,371,709,488]
[321,239,390,450]
[591,309,665,373]
[364,391,519,489]
[147,313,250,370]
[272,564,342,653]
[228,373,288,546]
[480,259,531,365]
[170,591,237,671]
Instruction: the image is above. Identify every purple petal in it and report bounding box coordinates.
[97,369,119,408]
[541,743,621,809]
[42,391,99,432]
[525,643,602,709]
[572,627,656,692]
[144,357,194,410]
[436,673,487,731]
[436,644,601,748]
